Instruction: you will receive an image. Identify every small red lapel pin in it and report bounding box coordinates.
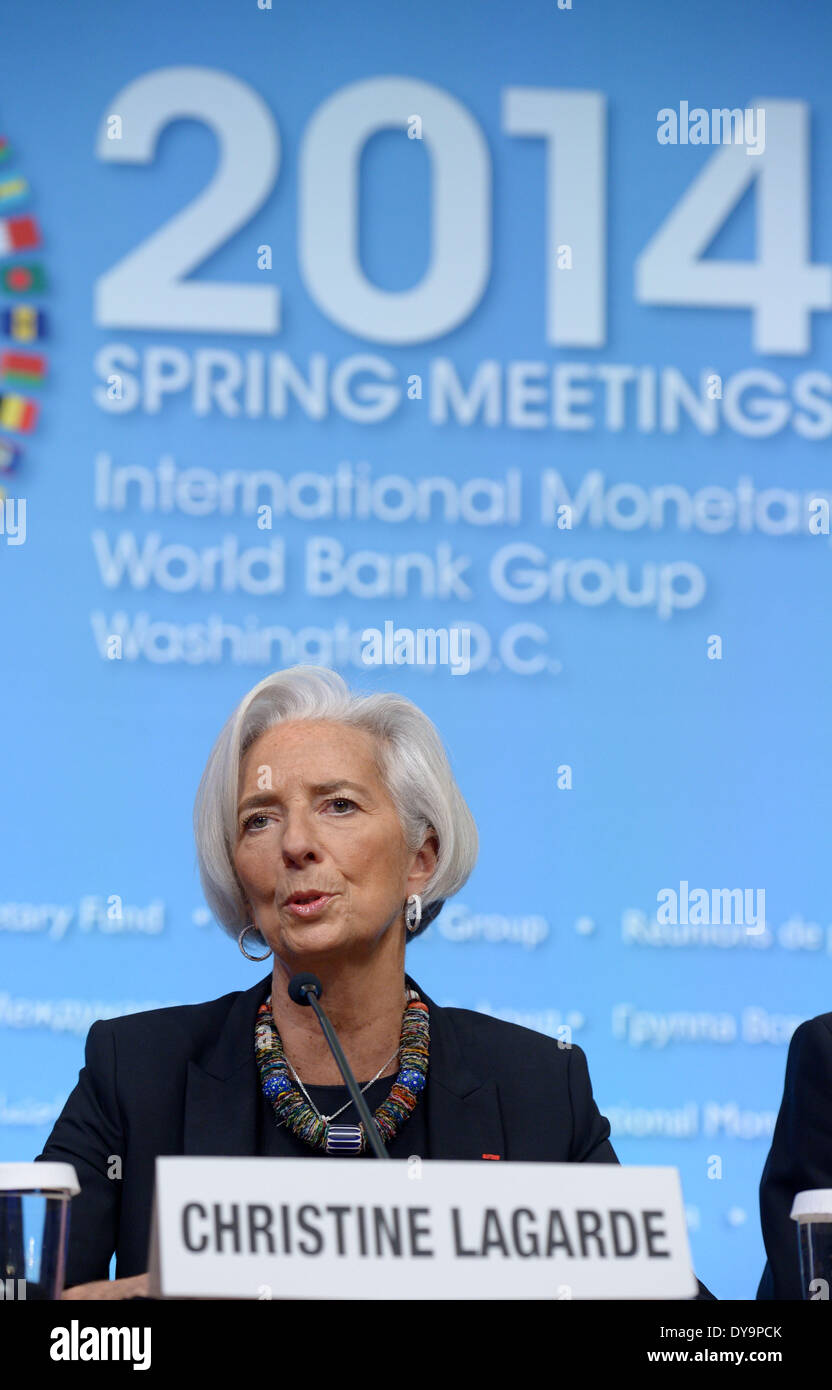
[482,1153,501,1160]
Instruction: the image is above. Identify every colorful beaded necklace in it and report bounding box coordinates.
[254,987,429,1155]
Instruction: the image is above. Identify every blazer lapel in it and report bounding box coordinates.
[184,972,271,1156]
[408,974,506,1161]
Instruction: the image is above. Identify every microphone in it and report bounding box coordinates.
[287,973,390,1160]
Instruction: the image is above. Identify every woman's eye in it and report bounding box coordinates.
[242,800,355,830]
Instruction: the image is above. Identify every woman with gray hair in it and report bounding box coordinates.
[192,661,479,1160]
[36,664,713,1299]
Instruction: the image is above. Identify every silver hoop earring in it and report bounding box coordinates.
[405,894,423,933]
[238,924,272,961]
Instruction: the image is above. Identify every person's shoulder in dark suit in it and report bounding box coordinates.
[32,983,265,1283]
[757,1012,832,1299]
[435,1002,616,1162]
[96,985,244,1055]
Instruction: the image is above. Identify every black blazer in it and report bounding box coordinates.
[757,1013,832,1299]
[36,970,714,1297]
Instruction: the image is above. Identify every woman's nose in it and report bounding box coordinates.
[280,809,321,861]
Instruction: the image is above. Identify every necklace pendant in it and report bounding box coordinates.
[325,1124,363,1155]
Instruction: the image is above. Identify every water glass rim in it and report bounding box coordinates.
[0,1162,79,1196]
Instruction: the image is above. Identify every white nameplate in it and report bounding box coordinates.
[147,1156,697,1299]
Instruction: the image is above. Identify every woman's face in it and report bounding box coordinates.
[233,719,436,967]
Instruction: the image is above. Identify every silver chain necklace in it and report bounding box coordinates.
[284,1045,401,1125]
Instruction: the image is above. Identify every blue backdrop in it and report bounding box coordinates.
[2,0,831,1299]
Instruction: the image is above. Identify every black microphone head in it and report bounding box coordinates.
[288,972,323,1005]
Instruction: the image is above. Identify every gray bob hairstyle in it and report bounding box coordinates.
[193,665,478,946]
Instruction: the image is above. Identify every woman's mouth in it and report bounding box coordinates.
[285,893,335,917]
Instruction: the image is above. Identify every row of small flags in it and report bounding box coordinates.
[0,134,48,481]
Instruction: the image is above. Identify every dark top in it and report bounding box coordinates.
[757,1013,832,1299]
[35,969,714,1298]
[258,1074,429,1158]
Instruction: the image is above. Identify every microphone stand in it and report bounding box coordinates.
[288,973,390,1160]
